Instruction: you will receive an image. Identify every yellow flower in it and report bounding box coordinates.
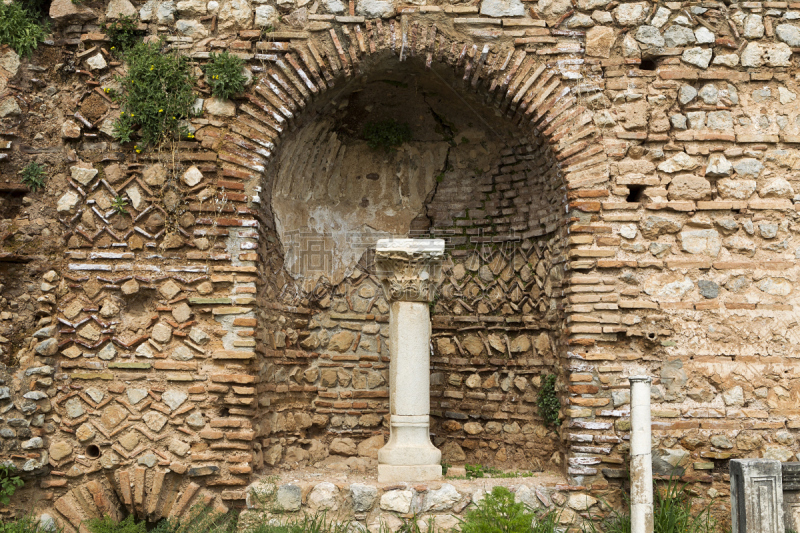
[136,149,141,153]
[159,109,163,113]
[131,114,135,117]
[111,46,115,50]
[120,111,125,116]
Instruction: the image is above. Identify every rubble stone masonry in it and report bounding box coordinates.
[1,0,800,527]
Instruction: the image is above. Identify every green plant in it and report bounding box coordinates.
[460,486,559,533]
[247,512,353,533]
[465,464,500,479]
[0,463,23,506]
[0,2,49,57]
[202,51,247,101]
[363,119,412,151]
[583,478,717,533]
[102,15,144,53]
[86,515,145,533]
[113,41,196,147]
[112,195,129,215]
[151,505,237,533]
[0,514,60,533]
[653,477,717,533]
[537,373,561,427]
[20,162,46,192]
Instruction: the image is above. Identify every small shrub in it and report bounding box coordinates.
[202,51,247,101]
[0,463,23,506]
[0,2,49,57]
[20,162,46,192]
[86,515,145,533]
[101,15,144,54]
[537,373,561,427]
[113,41,196,147]
[460,486,559,533]
[363,119,412,151]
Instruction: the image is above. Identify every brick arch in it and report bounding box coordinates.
[216,20,599,197]
[203,15,598,477]
[50,468,228,532]
[209,16,600,299]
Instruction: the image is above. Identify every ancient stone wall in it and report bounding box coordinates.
[2,0,800,527]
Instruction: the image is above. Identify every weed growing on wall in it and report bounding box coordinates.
[0,2,49,57]
[202,51,247,101]
[363,119,412,151]
[112,195,129,215]
[113,41,196,147]
[20,162,46,192]
[537,373,561,427]
[0,464,23,506]
[101,15,145,54]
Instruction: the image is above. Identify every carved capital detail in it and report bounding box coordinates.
[374,239,445,302]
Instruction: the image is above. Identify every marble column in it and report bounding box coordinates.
[629,375,654,533]
[374,238,444,483]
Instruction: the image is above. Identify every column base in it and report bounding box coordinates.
[378,464,442,483]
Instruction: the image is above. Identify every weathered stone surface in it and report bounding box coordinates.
[424,484,461,512]
[658,152,699,173]
[705,154,732,177]
[641,216,682,238]
[144,411,169,432]
[50,0,96,21]
[760,178,794,199]
[681,47,712,69]
[205,97,237,116]
[330,437,357,455]
[172,302,192,323]
[718,179,756,200]
[664,25,695,47]
[613,2,647,25]
[276,484,302,511]
[776,23,800,46]
[381,490,413,513]
[680,229,721,257]
[668,175,711,201]
[634,26,664,47]
[308,482,339,511]
[162,390,188,411]
[50,441,73,461]
[351,483,378,512]
[480,0,524,16]
[357,435,384,458]
[585,26,615,57]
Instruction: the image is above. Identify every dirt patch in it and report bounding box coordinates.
[0,194,24,220]
[32,45,63,71]
[80,92,108,123]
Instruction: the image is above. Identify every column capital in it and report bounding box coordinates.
[374,239,445,302]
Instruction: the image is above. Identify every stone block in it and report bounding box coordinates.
[730,459,783,533]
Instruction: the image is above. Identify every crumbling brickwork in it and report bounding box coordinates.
[1,0,800,527]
